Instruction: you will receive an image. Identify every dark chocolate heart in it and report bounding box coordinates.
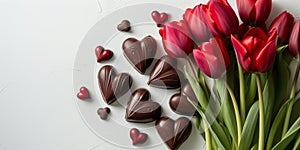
[122,35,157,74]
[95,46,113,63]
[129,128,148,145]
[117,20,131,32]
[169,83,198,116]
[98,65,133,105]
[97,107,110,120]
[156,117,192,150]
[148,55,181,89]
[125,88,161,123]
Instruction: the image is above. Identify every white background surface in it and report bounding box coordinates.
[0,0,299,149]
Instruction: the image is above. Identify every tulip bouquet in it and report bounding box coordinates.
[159,0,300,150]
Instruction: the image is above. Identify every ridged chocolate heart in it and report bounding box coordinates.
[122,35,157,74]
[156,117,192,150]
[148,55,181,89]
[125,88,162,123]
[169,83,198,116]
[98,65,133,105]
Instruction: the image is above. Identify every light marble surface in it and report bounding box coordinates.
[0,0,298,149]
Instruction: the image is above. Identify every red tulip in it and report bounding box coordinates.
[231,27,277,73]
[236,0,272,26]
[193,37,230,78]
[183,6,212,43]
[199,0,239,37]
[269,11,294,46]
[289,19,300,58]
[160,20,195,58]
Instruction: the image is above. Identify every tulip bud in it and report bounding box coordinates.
[237,0,272,26]
[269,11,294,46]
[289,19,300,58]
[161,21,195,58]
[231,27,277,73]
[199,0,239,37]
[193,37,230,78]
[183,6,212,43]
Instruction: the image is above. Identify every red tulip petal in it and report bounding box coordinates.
[267,29,278,43]
[243,27,268,41]
[163,21,194,57]
[194,49,223,78]
[159,28,164,37]
[256,40,276,72]
[199,4,221,37]
[231,35,252,72]
[289,20,300,58]
[269,11,294,45]
[210,0,238,35]
[255,0,272,25]
[184,5,212,43]
[237,0,256,24]
[215,37,230,69]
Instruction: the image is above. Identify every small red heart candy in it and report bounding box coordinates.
[151,11,168,27]
[77,87,90,100]
[129,128,148,145]
[95,46,113,63]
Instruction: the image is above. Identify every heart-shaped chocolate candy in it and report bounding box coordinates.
[117,20,131,32]
[129,128,148,145]
[169,83,198,116]
[125,88,161,123]
[122,35,157,74]
[97,107,110,120]
[98,65,132,105]
[148,55,181,89]
[156,117,192,150]
[95,46,113,63]
[77,87,90,100]
[151,11,168,27]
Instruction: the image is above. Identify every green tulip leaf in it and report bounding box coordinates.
[239,101,259,150]
[188,98,231,150]
[251,144,258,150]
[276,44,288,53]
[214,79,238,144]
[272,117,300,150]
[292,135,300,150]
[273,53,291,114]
[184,66,208,109]
[290,98,300,126]
[263,76,275,141]
[266,99,291,150]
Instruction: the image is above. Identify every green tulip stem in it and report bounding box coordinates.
[225,81,242,144]
[203,120,212,150]
[256,74,264,150]
[238,63,246,124]
[186,56,199,82]
[282,61,300,138]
